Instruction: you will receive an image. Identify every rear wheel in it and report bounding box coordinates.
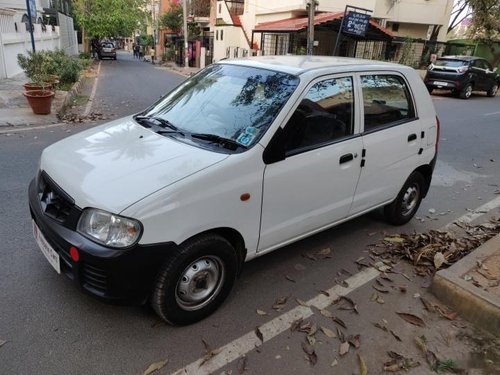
[459,83,473,99]
[384,171,425,225]
[487,83,498,97]
[151,233,238,325]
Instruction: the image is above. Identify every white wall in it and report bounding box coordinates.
[0,18,61,78]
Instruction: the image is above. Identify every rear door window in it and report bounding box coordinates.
[360,74,415,133]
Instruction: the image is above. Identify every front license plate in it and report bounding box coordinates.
[33,221,61,274]
[434,81,448,86]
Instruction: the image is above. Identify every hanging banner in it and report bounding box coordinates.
[28,0,37,20]
[342,11,370,37]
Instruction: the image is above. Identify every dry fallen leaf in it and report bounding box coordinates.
[291,318,303,332]
[339,341,350,356]
[397,312,426,327]
[301,341,318,366]
[390,330,402,342]
[320,326,336,338]
[434,252,446,269]
[296,298,308,307]
[143,359,168,375]
[0,339,6,348]
[306,334,316,346]
[335,296,359,314]
[255,326,264,343]
[320,309,334,318]
[332,316,347,329]
[237,356,248,373]
[373,284,390,293]
[358,353,368,375]
[415,335,428,353]
[256,309,267,316]
[384,236,405,243]
[348,334,361,349]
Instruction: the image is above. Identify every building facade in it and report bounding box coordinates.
[211,0,454,62]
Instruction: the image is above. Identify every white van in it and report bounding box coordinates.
[29,56,439,325]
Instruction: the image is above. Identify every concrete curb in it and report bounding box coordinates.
[431,233,500,334]
[57,72,87,119]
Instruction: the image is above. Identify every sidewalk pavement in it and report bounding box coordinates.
[432,233,500,335]
[0,73,67,128]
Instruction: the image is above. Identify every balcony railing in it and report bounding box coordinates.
[226,0,244,16]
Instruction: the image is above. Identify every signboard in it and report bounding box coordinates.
[342,11,370,37]
[28,0,37,20]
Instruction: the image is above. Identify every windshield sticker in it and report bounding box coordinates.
[236,127,259,146]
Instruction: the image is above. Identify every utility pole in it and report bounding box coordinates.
[183,0,189,68]
[306,0,317,55]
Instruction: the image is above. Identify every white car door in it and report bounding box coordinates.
[258,75,363,252]
[349,73,422,215]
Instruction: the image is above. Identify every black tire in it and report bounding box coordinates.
[487,83,498,97]
[384,171,425,226]
[459,83,473,99]
[151,233,238,325]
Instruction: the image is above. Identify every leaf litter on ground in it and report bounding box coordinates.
[143,359,168,375]
[369,219,500,276]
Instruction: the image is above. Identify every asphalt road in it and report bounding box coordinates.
[0,53,499,374]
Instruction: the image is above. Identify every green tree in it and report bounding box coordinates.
[189,0,210,17]
[74,0,146,38]
[159,1,183,34]
[468,0,500,66]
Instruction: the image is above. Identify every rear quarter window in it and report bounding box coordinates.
[360,74,416,133]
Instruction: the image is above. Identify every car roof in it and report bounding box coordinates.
[218,55,405,76]
[437,55,482,61]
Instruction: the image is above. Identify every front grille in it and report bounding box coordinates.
[81,263,108,294]
[37,171,76,225]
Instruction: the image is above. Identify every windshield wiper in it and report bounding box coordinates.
[191,133,247,150]
[135,116,184,136]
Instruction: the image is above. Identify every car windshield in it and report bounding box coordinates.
[434,59,468,68]
[141,64,299,150]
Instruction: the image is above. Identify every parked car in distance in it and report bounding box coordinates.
[99,42,117,60]
[29,56,440,325]
[424,55,499,99]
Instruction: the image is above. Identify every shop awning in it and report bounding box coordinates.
[254,12,393,40]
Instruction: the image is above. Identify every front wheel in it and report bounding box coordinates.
[151,233,238,325]
[384,171,425,225]
[459,83,473,99]
[487,83,498,97]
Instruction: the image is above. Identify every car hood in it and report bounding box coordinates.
[40,117,228,213]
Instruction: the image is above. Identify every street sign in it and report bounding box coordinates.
[342,11,370,37]
[28,0,36,21]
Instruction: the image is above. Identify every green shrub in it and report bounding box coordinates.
[17,49,87,86]
[79,52,91,59]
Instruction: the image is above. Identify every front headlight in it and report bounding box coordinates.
[77,208,142,248]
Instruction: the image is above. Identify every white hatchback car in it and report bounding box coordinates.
[29,56,439,325]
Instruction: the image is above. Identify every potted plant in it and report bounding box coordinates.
[22,74,55,114]
[17,52,56,114]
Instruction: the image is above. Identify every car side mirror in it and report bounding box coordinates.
[263,127,286,164]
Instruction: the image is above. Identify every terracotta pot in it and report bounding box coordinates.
[23,82,44,91]
[23,89,55,115]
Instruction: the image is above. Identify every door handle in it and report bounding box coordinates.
[407,133,417,142]
[339,153,354,164]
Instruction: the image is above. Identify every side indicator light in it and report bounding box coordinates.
[70,246,80,262]
[240,193,251,201]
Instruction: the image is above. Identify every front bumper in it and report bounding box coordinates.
[29,175,176,304]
